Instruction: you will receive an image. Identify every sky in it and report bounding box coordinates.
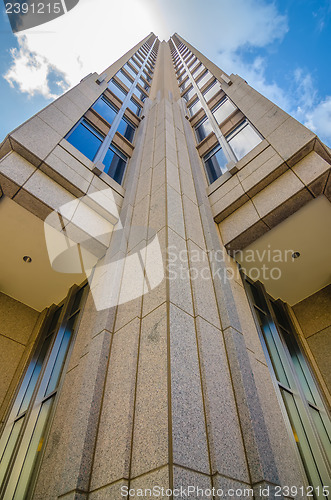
[0,0,330,146]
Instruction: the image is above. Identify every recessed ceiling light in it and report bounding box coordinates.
[23,255,32,263]
[292,252,300,259]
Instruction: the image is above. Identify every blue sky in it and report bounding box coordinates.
[0,0,330,146]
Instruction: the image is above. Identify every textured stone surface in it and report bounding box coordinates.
[173,466,212,499]
[223,326,280,485]
[130,465,169,492]
[0,151,36,186]
[167,228,194,316]
[11,116,62,161]
[167,184,185,238]
[170,303,210,473]
[292,284,331,338]
[292,151,330,185]
[23,169,76,211]
[58,330,112,496]
[90,318,140,490]
[89,480,128,500]
[252,169,304,218]
[218,200,261,245]
[0,292,39,345]
[307,327,331,391]
[0,335,25,411]
[131,304,168,477]
[213,475,253,500]
[182,195,206,249]
[195,316,249,481]
[187,240,220,328]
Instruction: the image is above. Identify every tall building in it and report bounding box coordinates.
[0,33,330,499]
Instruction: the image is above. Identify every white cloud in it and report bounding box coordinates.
[4,37,70,98]
[3,0,289,99]
[3,0,161,97]
[3,0,330,146]
[304,97,331,143]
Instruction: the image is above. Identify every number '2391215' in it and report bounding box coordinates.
[3,0,80,33]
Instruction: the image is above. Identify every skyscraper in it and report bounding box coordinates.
[0,32,330,499]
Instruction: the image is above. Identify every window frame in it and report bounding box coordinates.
[65,118,104,162]
[242,275,331,496]
[0,283,88,499]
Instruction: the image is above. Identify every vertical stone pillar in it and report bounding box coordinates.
[33,38,307,500]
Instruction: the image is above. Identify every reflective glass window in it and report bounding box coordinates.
[108,79,127,102]
[188,57,197,68]
[188,98,202,117]
[180,78,190,92]
[130,57,140,71]
[192,64,204,78]
[103,145,127,184]
[127,98,141,117]
[92,96,118,125]
[124,63,137,80]
[204,145,228,183]
[244,279,331,496]
[133,86,146,102]
[212,97,236,124]
[143,71,151,83]
[116,117,135,143]
[227,120,262,160]
[131,56,141,69]
[182,86,196,103]
[203,81,221,102]
[0,286,87,498]
[195,117,213,143]
[116,70,133,88]
[140,77,150,92]
[66,120,103,161]
[197,71,212,89]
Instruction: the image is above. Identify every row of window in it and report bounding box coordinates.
[65,38,158,186]
[204,120,262,183]
[68,119,128,184]
[245,277,331,498]
[171,39,262,185]
[171,39,331,493]
[0,285,88,499]
[1,274,330,498]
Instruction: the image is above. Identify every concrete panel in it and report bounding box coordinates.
[170,303,210,473]
[131,304,168,478]
[195,316,249,481]
[0,151,36,187]
[90,319,140,490]
[11,116,62,161]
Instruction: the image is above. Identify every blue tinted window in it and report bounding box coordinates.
[204,145,228,183]
[188,99,201,117]
[127,98,141,117]
[182,86,195,102]
[108,79,127,102]
[195,117,213,143]
[66,120,103,161]
[92,96,118,124]
[116,70,133,88]
[133,86,146,102]
[140,77,150,92]
[143,71,151,83]
[227,120,262,160]
[117,117,135,143]
[104,145,127,184]
[124,63,137,79]
[130,58,140,71]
